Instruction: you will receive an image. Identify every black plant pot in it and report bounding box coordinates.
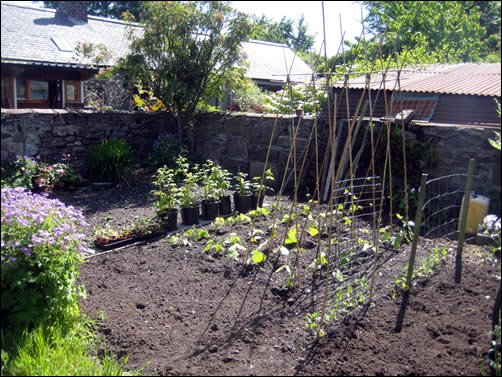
[219,195,232,215]
[181,205,200,225]
[252,192,265,209]
[201,199,221,220]
[158,208,178,232]
[233,192,252,213]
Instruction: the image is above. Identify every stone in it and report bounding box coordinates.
[53,125,76,137]
[226,136,248,161]
[11,133,26,143]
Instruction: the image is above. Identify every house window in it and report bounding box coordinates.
[16,80,48,100]
[64,81,81,102]
[391,93,439,121]
[16,79,26,99]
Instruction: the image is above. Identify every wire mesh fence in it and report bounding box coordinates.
[287,176,385,330]
[420,173,468,240]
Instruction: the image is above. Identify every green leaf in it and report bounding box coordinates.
[251,250,266,263]
[307,225,319,237]
[285,228,297,245]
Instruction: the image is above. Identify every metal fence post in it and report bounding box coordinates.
[455,158,475,284]
[405,173,428,289]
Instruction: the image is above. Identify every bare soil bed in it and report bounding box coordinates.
[51,177,500,376]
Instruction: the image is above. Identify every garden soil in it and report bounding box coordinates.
[52,177,500,376]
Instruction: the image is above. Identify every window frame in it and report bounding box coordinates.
[16,79,49,103]
[64,80,81,103]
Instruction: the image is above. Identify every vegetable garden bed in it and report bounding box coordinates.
[50,178,500,376]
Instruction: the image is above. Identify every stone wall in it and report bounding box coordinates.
[1,108,500,212]
[1,108,174,172]
[193,113,501,212]
[418,123,501,212]
[193,112,321,192]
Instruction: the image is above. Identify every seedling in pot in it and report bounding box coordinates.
[251,168,275,195]
[234,171,252,196]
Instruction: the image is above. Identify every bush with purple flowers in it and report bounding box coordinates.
[1,186,89,330]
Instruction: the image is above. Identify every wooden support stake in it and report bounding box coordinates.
[405,173,428,289]
[455,158,475,284]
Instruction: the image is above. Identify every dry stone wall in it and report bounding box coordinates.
[193,112,321,193]
[1,109,500,211]
[193,113,501,212]
[1,108,174,173]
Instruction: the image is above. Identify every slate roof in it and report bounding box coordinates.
[241,40,312,83]
[332,63,501,97]
[1,2,140,69]
[1,2,313,82]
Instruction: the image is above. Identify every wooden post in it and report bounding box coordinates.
[455,158,475,284]
[405,173,428,289]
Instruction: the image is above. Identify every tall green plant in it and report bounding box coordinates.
[151,166,180,215]
[119,1,252,146]
[89,138,132,182]
[175,156,201,207]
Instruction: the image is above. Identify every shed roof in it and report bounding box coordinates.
[332,63,501,97]
[1,2,312,83]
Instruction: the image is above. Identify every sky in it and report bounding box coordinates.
[231,1,367,57]
[4,0,367,57]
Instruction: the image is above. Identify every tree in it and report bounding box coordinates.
[118,1,251,147]
[306,1,501,76]
[37,1,143,20]
[359,1,500,63]
[249,14,315,53]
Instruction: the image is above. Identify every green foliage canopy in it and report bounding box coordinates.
[249,14,316,53]
[360,1,500,63]
[308,1,500,76]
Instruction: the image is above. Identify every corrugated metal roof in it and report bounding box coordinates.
[322,87,501,126]
[332,63,501,97]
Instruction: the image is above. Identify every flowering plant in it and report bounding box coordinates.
[1,187,89,329]
[38,154,86,191]
[4,154,85,193]
[4,155,38,191]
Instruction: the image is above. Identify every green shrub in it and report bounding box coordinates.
[89,138,132,182]
[147,134,187,169]
[2,154,85,193]
[2,156,38,191]
[1,187,88,330]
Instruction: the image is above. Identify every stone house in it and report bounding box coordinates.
[1,1,312,110]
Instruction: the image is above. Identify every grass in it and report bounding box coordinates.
[1,314,142,376]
